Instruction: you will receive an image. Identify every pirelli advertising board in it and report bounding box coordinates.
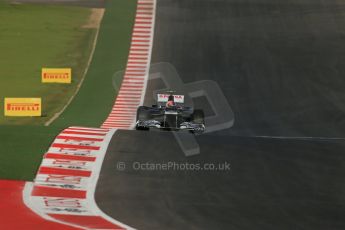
[4,98,42,117]
[42,68,71,83]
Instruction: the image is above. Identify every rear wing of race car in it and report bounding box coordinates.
[157,94,185,104]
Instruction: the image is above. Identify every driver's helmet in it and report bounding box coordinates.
[168,95,174,101]
[166,95,175,107]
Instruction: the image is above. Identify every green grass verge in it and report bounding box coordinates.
[0,2,94,125]
[0,126,60,180]
[0,0,138,180]
[52,0,137,128]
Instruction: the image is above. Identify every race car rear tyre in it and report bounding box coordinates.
[192,109,205,124]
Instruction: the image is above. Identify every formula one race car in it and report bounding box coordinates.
[135,92,205,134]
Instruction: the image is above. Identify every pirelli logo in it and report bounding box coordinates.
[4,98,42,116]
[42,68,71,83]
[7,103,40,111]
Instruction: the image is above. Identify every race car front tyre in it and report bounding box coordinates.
[136,106,150,130]
[192,109,205,124]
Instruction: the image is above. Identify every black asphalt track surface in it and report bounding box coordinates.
[96,1,345,229]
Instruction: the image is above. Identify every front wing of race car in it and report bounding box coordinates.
[136,119,205,133]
